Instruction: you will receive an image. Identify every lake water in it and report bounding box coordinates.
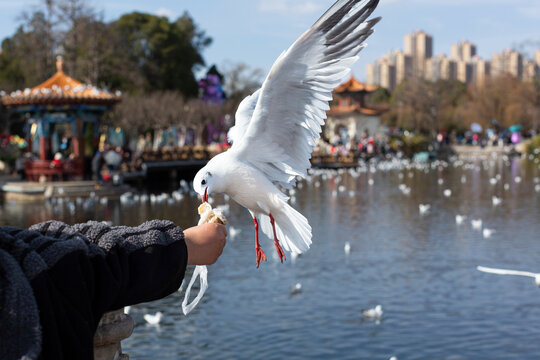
[2,156,540,359]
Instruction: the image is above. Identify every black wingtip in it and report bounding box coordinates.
[317,0,381,35]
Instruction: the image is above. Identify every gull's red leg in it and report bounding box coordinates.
[269,214,286,263]
[253,217,266,268]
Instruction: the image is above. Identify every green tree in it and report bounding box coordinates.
[106,12,211,96]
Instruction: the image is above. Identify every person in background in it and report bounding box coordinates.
[1,219,227,360]
[91,150,104,182]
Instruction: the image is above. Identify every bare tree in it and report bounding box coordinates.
[221,61,264,105]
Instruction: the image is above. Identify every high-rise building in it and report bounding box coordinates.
[366,57,396,90]
[380,61,396,91]
[451,41,477,62]
[491,52,504,77]
[366,30,538,91]
[492,49,523,78]
[424,57,436,81]
[404,33,415,58]
[425,55,448,81]
[416,32,433,77]
[440,57,457,80]
[403,30,432,78]
[366,63,377,85]
[474,58,491,87]
[508,51,523,78]
[457,60,473,84]
[395,51,414,84]
[522,59,538,82]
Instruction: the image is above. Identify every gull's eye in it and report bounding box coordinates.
[202,179,206,185]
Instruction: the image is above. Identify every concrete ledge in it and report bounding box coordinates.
[93,309,134,360]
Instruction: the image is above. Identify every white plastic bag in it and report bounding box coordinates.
[181,202,226,315]
[182,265,208,315]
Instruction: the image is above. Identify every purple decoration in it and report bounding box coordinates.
[198,73,225,102]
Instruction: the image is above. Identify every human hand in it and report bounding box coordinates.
[183,223,227,265]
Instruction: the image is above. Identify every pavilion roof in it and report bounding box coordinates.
[334,76,379,93]
[1,58,121,106]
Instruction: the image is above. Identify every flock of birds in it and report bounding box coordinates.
[93,154,539,338]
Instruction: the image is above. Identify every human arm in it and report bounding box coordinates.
[184,222,227,265]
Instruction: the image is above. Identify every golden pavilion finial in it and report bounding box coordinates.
[56,56,64,73]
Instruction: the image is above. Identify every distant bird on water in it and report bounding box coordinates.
[418,204,431,215]
[144,311,163,325]
[193,0,382,267]
[477,266,540,287]
[363,305,383,319]
[290,283,303,295]
[344,241,351,255]
[455,214,466,225]
[471,219,483,230]
[482,228,495,238]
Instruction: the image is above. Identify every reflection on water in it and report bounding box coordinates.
[2,157,540,359]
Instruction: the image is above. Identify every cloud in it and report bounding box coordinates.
[258,0,323,15]
[155,7,178,20]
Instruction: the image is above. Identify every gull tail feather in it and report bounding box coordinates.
[276,203,312,254]
[259,200,312,255]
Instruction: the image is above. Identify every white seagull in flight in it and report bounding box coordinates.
[194,0,381,267]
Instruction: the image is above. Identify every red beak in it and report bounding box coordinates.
[201,187,208,203]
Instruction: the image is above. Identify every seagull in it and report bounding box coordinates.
[144,311,163,325]
[492,196,502,206]
[344,241,351,255]
[124,306,131,314]
[482,228,495,238]
[443,189,452,197]
[290,283,303,295]
[418,204,431,215]
[193,0,381,267]
[362,305,383,319]
[471,219,482,230]
[455,214,466,225]
[398,184,411,195]
[228,226,242,239]
[477,266,540,286]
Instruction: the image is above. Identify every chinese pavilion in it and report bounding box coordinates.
[1,57,120,180]
[325,76,387,143]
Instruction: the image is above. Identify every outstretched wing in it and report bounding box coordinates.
[227,89,260,144]
[230,0,381,188]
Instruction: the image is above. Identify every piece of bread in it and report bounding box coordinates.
[198,202,227,225]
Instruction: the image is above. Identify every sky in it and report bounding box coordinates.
[1,0,540,82]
